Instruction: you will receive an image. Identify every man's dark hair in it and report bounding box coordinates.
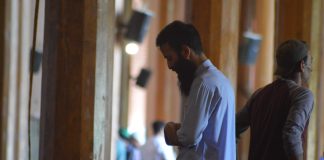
[152,121,165,135]
[275,39,309,77]
[156,20,204,55]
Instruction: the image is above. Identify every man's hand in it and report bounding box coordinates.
[164,122,182,146]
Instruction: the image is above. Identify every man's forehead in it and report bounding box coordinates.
[160,43,172,50]
[160,43,174,55]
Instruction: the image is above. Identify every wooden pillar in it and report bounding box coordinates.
[119,0,132,129]
[276,0,322,159]
[2,0,32,159]
[190,0,240,89]
[318,2,324,156]
[93,0,115,159]
[161,0,184,122]
[309,0,324,159]
[275,0,311,45]
[39,0,97,159]
[145,0,184,137]
[189,0,241,154]
[145,0,166,137]
[255,0,275,89]
[318,5,324,155]
[189,0,240,155]
[236,0,256,159]
[0,0,4,158]
[154,0,169,122]
[145,0,164,137]
[156,0,184,122]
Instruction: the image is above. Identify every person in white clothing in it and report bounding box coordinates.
[140,121,176,160]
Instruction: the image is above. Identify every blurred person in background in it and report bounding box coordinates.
[140,120,176,160]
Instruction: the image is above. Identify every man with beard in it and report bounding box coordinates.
[156,21,236,160]
[236,40,314,160]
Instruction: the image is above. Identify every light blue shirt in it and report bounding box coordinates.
[176,60,236,160]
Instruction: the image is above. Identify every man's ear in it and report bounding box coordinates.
[181,45,191,59]
[299,60,306,73]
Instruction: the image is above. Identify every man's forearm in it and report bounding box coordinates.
[164,122,182,146]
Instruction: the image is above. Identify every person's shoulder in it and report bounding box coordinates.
[295,87,313,99]
[288,84,314,102]
[194,72,218,88]
[198,66,229,83]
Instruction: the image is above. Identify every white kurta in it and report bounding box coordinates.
[176,60,236,160]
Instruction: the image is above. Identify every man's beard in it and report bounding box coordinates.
[173,57,197,96]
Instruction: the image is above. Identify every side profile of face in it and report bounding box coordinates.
[159,43,197,96]
[301,54,313,84]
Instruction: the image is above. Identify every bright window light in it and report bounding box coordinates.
[125,42,139,55]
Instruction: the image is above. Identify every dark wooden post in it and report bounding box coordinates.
[39,0,97,159]
[0,0,5,158]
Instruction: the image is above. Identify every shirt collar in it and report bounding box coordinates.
[195,59,213,76]
[276,76,298,85]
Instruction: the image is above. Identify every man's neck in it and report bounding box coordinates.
[192,53,208,67]
[283,73,302,86]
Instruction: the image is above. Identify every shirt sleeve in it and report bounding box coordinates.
[176,80,219,147]
[282,89,314,157]
[236,89,261,140]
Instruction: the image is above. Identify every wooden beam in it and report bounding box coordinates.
[39,0,97,159]
[190,0,240,89]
